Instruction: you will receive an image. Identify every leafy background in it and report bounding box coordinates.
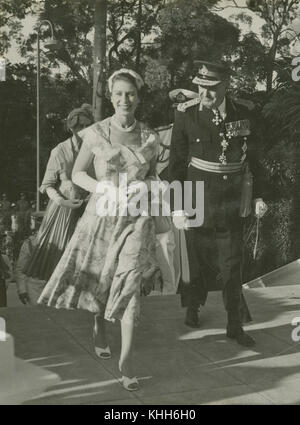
[1,0,300,280]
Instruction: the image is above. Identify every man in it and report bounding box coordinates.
[16,192,31,240]
[169,60,267,347]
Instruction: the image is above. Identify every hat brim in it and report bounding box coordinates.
[168,89,199,101]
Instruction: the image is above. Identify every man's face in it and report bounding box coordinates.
[198,80,229,109]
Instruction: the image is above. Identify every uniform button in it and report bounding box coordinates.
[223,175,228,180]
[196,138,200,143]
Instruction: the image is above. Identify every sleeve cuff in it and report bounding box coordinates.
[171,210,187,217]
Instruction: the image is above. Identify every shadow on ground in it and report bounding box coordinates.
[1,284,300,404]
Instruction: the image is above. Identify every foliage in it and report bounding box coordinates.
[1,0,300,273]
[156,0,240,88]
[0,0,42,54]
[218,0,300,91]
[0,62,88,198]
[263,84,300,140]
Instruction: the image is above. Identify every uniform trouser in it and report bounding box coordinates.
[0,277,7,307]
[185,225,245,329]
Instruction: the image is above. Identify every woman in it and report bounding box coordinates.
[38,69,162,391]
[23,104,94,281]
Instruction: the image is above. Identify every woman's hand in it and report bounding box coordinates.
[126,181,149,198]
[60,199,83,209]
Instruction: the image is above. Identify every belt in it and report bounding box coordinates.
[189,157,242,174]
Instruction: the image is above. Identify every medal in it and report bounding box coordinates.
[212,109,223,126]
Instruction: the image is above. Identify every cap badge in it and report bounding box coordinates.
[176,92,186,103]
[201,65,209,76]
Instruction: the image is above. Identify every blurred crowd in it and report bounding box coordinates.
[0,192,47,239]
[0,192,46,306]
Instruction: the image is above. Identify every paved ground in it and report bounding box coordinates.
[1,281,300,405]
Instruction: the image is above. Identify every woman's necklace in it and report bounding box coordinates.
[112,114,137,132]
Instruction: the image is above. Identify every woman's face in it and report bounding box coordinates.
[73,115,93,133]
[78,115,93,130]
[111,79,139,120]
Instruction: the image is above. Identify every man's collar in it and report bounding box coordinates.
[218,97,226,119]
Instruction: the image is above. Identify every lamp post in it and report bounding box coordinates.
[36,20,59,213]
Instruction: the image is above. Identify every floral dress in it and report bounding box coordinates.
[38,118,162,324]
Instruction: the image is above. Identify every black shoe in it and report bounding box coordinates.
[185,307,200,328]
[226,327,255,347]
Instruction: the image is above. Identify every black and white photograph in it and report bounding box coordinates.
[1,0,300,408]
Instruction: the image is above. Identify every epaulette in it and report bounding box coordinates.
[232,98,255,111]
[177,97,201,112]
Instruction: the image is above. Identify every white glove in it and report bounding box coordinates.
[126,181,149,198]
[172,210,189,230]
[253,198,268,218]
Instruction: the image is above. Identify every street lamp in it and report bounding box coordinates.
[36,20,59,213]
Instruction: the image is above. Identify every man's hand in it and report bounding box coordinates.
[19,292,30,305]
[172,210,189,230]
[253,198,268,218]
[60,199,83,209]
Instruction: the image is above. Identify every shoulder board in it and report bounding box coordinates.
[177,97,201,112]
[232,98,255,111]
[155,124,173,132]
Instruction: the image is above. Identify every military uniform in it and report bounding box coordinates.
[169,62,264,342]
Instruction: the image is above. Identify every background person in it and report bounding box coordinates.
[23,104,94,281]
[16,192,31,240]
[0,193,11,231]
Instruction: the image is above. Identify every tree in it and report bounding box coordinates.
[155,0,240,88]
[0,0,42,54]
[93,0,107,121]
[0,0,247,193]
[106,0,165,71]
[215,0,300,92]
[0,60,88,197]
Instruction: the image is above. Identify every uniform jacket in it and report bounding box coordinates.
[169,97,264,229]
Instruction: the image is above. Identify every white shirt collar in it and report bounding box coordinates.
[218,97,226,119]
